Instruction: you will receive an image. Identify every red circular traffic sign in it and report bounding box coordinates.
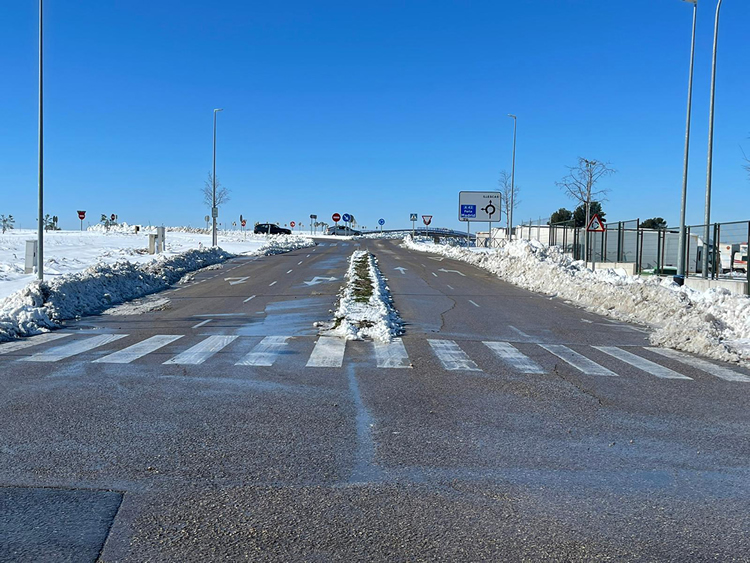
[290,221,296,227]
[241,219,246,227]
[77,211,86,220]
[332,213,341,222]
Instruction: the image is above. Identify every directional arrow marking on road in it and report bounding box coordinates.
[438,268,466,276]
[394,267,407,274]
[224,276,249,285]
[303,276,338,286]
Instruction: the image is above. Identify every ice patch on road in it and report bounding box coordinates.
[403,237,750,367]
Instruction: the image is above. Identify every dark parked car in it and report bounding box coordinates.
[254,223,292,235]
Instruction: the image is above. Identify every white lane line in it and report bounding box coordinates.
[330,243,338,247]
[306,336,346,368]
[594,346,691,380]
[427,340,481,371]
[539,344,617,376]
[298,261,303,265]
[0,332,71,355]
[645,347,749,382]
[269,281,277,287]
[192,319,212,329]
[373,338,411,369]
[195,313,245,317]
[306,254,311,258]
[509,326,532,339]
[94,335,184,364]
[286,269,293,274]
[432,272,438,277]
[164,335,238,365]
[484,341,545,374]
[468,300,480,308]
[446,285,454,290]
[21,334,128,363]
[243,295,256,303]
[236,336,291,367]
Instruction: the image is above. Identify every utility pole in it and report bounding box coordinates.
[212,108,223,247]
[508,114,517,240]
[37,0,44,279]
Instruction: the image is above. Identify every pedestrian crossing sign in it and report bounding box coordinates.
[586,213,605,232]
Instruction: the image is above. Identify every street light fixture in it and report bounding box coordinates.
[702,0,723,278]
[37,0,44,279]
[212,108,223,247]
[508,114,517,240]
[675,0,698,285]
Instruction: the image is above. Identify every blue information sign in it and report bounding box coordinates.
[378,218,385,226]
[342,213,352,223]
[460,204,477,219]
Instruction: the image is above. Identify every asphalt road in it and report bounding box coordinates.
[1,238,750,562]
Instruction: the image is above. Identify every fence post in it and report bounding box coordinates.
[746,221,749,295]
[713,223,719,279]
[656,229,662,274]
[635,219,641,274]
[617,222,622,262]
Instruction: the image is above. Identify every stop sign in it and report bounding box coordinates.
[77,210,86,220]
[332,213,341,222]
[290,221,296,227]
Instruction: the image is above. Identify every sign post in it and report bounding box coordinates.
[586,213,605,271]
[77,210,86,231]
[410,213,417,237]
[342,213,352,235]
[378,218,385,233]
[332,213,341,235]
[310,214,317,235]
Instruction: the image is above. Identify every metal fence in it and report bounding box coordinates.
[516,217,750,282]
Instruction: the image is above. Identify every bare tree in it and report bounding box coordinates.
[1,214,14,234]
[556,158,616,258]
[201,172,231,210]
[498,170,520,233]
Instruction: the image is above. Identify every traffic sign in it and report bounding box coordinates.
[586,213,605,232]
[204,215,210,223]
[342,213,352,223]
[332,213,341,222]
[378,218,385,226]
[290,221,296,227]
[77,210,86,220]
[310,214,317,219]
[110,213,116,221]
[410,213,418,222]
[212,207,219,219]
[458,191,501,222]
[241,219,246,227]
[422,215,432,226]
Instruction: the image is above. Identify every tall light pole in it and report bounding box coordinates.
[508,114,517,240]
[37,0,44,280]
[675,0,698,286]
[212,108,223,247]
[702,0,723,278]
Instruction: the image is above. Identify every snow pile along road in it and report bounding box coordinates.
[324,250,403,342]
[0,236,314,342]
[404,237,750,366]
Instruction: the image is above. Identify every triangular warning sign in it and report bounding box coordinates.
[586,213,605,232]
[422,215,433,226]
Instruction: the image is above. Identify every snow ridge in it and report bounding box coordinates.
[403,237,750,366]
[325,250,404,342]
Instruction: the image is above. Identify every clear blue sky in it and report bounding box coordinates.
[2,1,749,231]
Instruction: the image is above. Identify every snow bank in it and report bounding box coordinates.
[324,250,403,342]
[404,237,750,366]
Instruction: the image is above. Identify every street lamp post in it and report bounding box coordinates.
[37,0,44,280]
[508,114,517,240]
[212,108,223,247]
[702,0,723,278]
[675,0,698,286]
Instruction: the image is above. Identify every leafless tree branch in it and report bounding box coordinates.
[201,172,231,209]
[498,170,520,229]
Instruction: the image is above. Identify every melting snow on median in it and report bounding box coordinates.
[324,250,403,342]
[404,237,750,367]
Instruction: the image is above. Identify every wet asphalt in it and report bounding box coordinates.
[0,238,749,562]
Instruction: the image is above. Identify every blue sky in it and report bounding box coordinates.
[2,1,749,231]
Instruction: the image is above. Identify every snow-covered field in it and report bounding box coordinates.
[404,237,750,367]
[0,226,314,342]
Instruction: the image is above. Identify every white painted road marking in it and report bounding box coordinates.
[484,341,545,374]
[94,335,183,364]
[22,334,128,363]
[446,285,454,290]
[243,295,256,303]
[164,335,238,365]
[298,261,303,265]
[269,281,277,287]
[645,347,749,382]
[428,340,481,371]
[394,267,407,274]
[594,346,691,380]
[0,332,71,355]
[438,268,466,276]
[303,276,337,286]
[432,272,438,277]
[509,326,533,340]
[286,269,293,274]
[191,319,212,329]
[468,300,480,308]
[236,336,291,366]
[428,257,445,262]
[373,339,411,368]
[224,276,249,285]
[306,336,346,368]
[540,344,617,376]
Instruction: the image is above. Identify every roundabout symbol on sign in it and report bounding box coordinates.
[481,200,497,218]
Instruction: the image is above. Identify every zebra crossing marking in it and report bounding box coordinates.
[594,346,691,380]
[373,338,411,368]
[428,340,481,371]
[484,341,545,374]
[646,347,750,383]
[236,336,291,366]
[163,335,238,365]
[21,334,128,363]
[0,332,71,355]
[306,336,346,368]
[539,344,617,376]
[94,335,184,364]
